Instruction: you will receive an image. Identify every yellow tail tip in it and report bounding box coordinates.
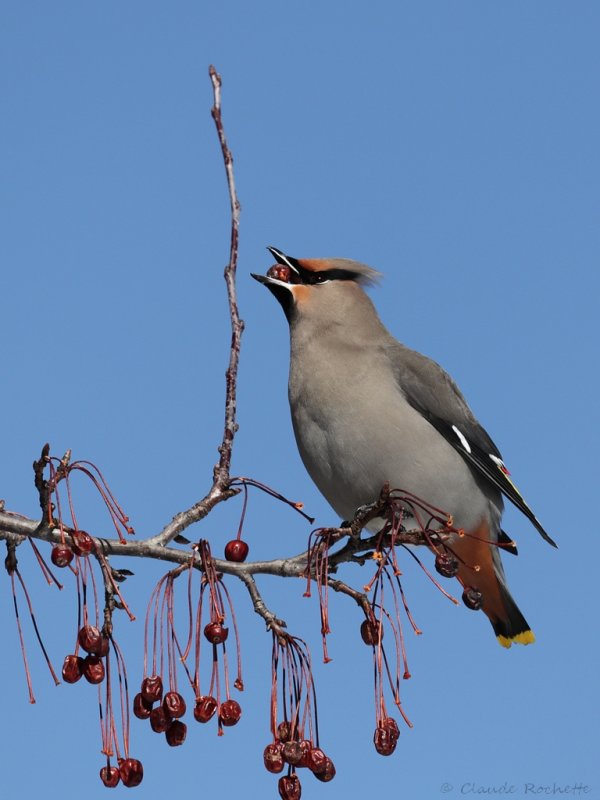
[497,630,536,648]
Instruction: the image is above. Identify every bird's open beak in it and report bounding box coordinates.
[251,270,294,320]
[251,246,299,290]
[266,247,300,273]
[251,271,294,293]
[252,248,299,320]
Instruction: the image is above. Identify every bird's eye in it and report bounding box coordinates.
[312,273,328,284]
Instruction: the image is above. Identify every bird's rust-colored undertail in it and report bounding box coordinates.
[448,520,535,648]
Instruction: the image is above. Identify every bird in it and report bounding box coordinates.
[252,246,556,648]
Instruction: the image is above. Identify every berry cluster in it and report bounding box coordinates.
[134,675,188,746]
[263,634,335,798]
[304,491,469,760]
[32,449,142,786]
[137,539,243,751]
[61,621,143,787]
[62,624,109,684]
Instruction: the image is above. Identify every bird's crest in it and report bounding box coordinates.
[298,258,382,287]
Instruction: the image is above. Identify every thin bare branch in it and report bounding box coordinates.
[145,486,239,547]
[327,577,372,617]
[236,571,288,638]
[146,66,244,548]
[209,64,244,487]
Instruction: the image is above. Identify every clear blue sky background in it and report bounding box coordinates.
[1,3,598,798]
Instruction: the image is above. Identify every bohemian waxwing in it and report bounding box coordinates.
[252,247,556,648]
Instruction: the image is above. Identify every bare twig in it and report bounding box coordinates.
[236,571,288,639]
[32,443,51,522]
[147,66,244,548]
[145,486,239,547]
[209,64,244,487]
[327,577,372,617]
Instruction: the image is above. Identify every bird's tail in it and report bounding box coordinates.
[489,582,535,648]
[449,522,535,649]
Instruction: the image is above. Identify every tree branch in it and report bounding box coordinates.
[236,571,288,639]
[0,507,438,578]
[146,66,244,548]
[209,63,244,488]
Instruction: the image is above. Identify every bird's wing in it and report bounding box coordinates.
[386,342,557,548]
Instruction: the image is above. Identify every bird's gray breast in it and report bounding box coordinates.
[288,336,492,532]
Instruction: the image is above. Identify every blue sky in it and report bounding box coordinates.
[1,2,598,798]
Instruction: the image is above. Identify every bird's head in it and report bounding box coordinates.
[251,247,381,324]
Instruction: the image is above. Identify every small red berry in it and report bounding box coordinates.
[165,719,187,747]
[83,655,105,684]
[278,773,301,800]
[263,742,285,774]
[268,264,293,283]
[306,747,327,774]
[78,624,109,656]
[219,698,242,727]
[78,624,101,652]
[119,758,144,788]
[224,539,249,562]
[150,705,171,734]
[51,544,74,568]
[462,586,484,610]
[194,695,218,723]
[204,621,229,644]
[297,740,313,769]
[163,691,186,719]
[360,619,383,645]
[71,529,94,556]
[100,765,120,787]
[141,674,163,704]
[314,757,336,783]
[133,693,153,720]
[282,740,303,766]
[374,723,397,756]
[62,654,84,684]
[435,552,460,578]
[277,720,292,743]
[382,716,400,743]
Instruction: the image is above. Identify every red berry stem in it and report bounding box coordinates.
[230,476,315,523]
[217,579,244,691]
[13,567,60,686]
[180,552,196,662]
[64,466,80,535]
[10,571,36,704]
[112,637,132,758]
[56,459,134,543]
[27,537,63,589]
[304,529,335,663]
[235,480,249,540]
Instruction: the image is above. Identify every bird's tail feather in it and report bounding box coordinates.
[449,521,535,649]
[491,583,535,648]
